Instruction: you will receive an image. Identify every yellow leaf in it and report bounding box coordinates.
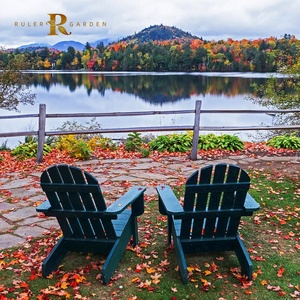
[146,267,156,274]
[261,280,268,286]
[187,266,195,273]
[204,270,212,276]
[61,281,69,289]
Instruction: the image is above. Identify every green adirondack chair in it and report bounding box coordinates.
[157,163,260,284]
[36,164,145,284]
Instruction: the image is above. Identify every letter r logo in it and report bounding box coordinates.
[47,13,71,35]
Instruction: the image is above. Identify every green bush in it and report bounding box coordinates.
[149,133,192,152]
[215,134,244,151]
[140,147,151,158]
[125,132,143,152]
[70,139,91,160]
[267,134,300,150]
[197,134,244,152]
[11,137,52,159]
[197,133,219,150]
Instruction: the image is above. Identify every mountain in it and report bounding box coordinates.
[17,25,200,52]
[18,42,51,51]
[90,38,113,48]
[118,24,200,44]
[51,41,85,51]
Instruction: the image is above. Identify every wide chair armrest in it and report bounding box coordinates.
[243,193,260,215]
[157,185,184,216]
[106,186,146,215]
[36,200,51,213]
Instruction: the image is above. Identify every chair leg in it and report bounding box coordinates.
[132,216,139,246]
[234,235,253,280]
[167,215,172,244]
[101,221,132,284]
[173,235,188,284]
[42,238,69,277]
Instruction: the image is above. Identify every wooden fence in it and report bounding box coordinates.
[0,100,299,162]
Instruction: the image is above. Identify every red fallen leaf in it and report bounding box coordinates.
[209,262,218,272]
[277,266,285,277]
[252,256,265,261]
[135,264,142,273]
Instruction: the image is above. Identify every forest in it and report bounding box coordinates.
[1,26,299,73]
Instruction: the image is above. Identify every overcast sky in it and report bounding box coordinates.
[1,0,300,48]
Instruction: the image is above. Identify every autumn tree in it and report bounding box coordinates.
[251,57,300,136]
[0,52,36,111]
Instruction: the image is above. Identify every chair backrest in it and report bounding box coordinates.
[180,164,250,239]
[40,164,116,240]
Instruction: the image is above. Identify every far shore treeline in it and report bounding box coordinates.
[1,25,300,72]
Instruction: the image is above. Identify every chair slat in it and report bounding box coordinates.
[203,164,226,238]
[215,165,240,237]
[70,167,110,239]
[180,170,198,238]
[191,165,212,238]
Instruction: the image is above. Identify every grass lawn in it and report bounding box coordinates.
[0,169,299,299]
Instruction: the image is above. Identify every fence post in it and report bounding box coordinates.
[190,100,201,161]
[36,104,46,163]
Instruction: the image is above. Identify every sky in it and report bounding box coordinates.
[1,0,300,48]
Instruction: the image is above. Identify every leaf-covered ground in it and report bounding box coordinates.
[0,143,299,299]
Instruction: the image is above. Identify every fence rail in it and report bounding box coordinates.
[0,100,299,162]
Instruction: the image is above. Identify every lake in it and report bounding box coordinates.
[0,72,272,147]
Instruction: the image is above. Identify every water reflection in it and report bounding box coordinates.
[32,73,266,104]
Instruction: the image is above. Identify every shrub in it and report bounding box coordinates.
[197,134,244,152]
[55,135,91,160]
[267,134,300,150]
[140,147,151,158]
[87,136,117,151]
[197,133,219,150]
[125,132,143,152]
[149,133,192,152]
[11,137,52,159]
[70,140,91,160]
[215,134,244,151]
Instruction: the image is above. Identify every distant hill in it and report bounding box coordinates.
[90,38,112,48]
[51,41,85,51]
[18,43,51,52]
[17,25,200,52]
[118,24,200,44]
[18,39,111,52]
